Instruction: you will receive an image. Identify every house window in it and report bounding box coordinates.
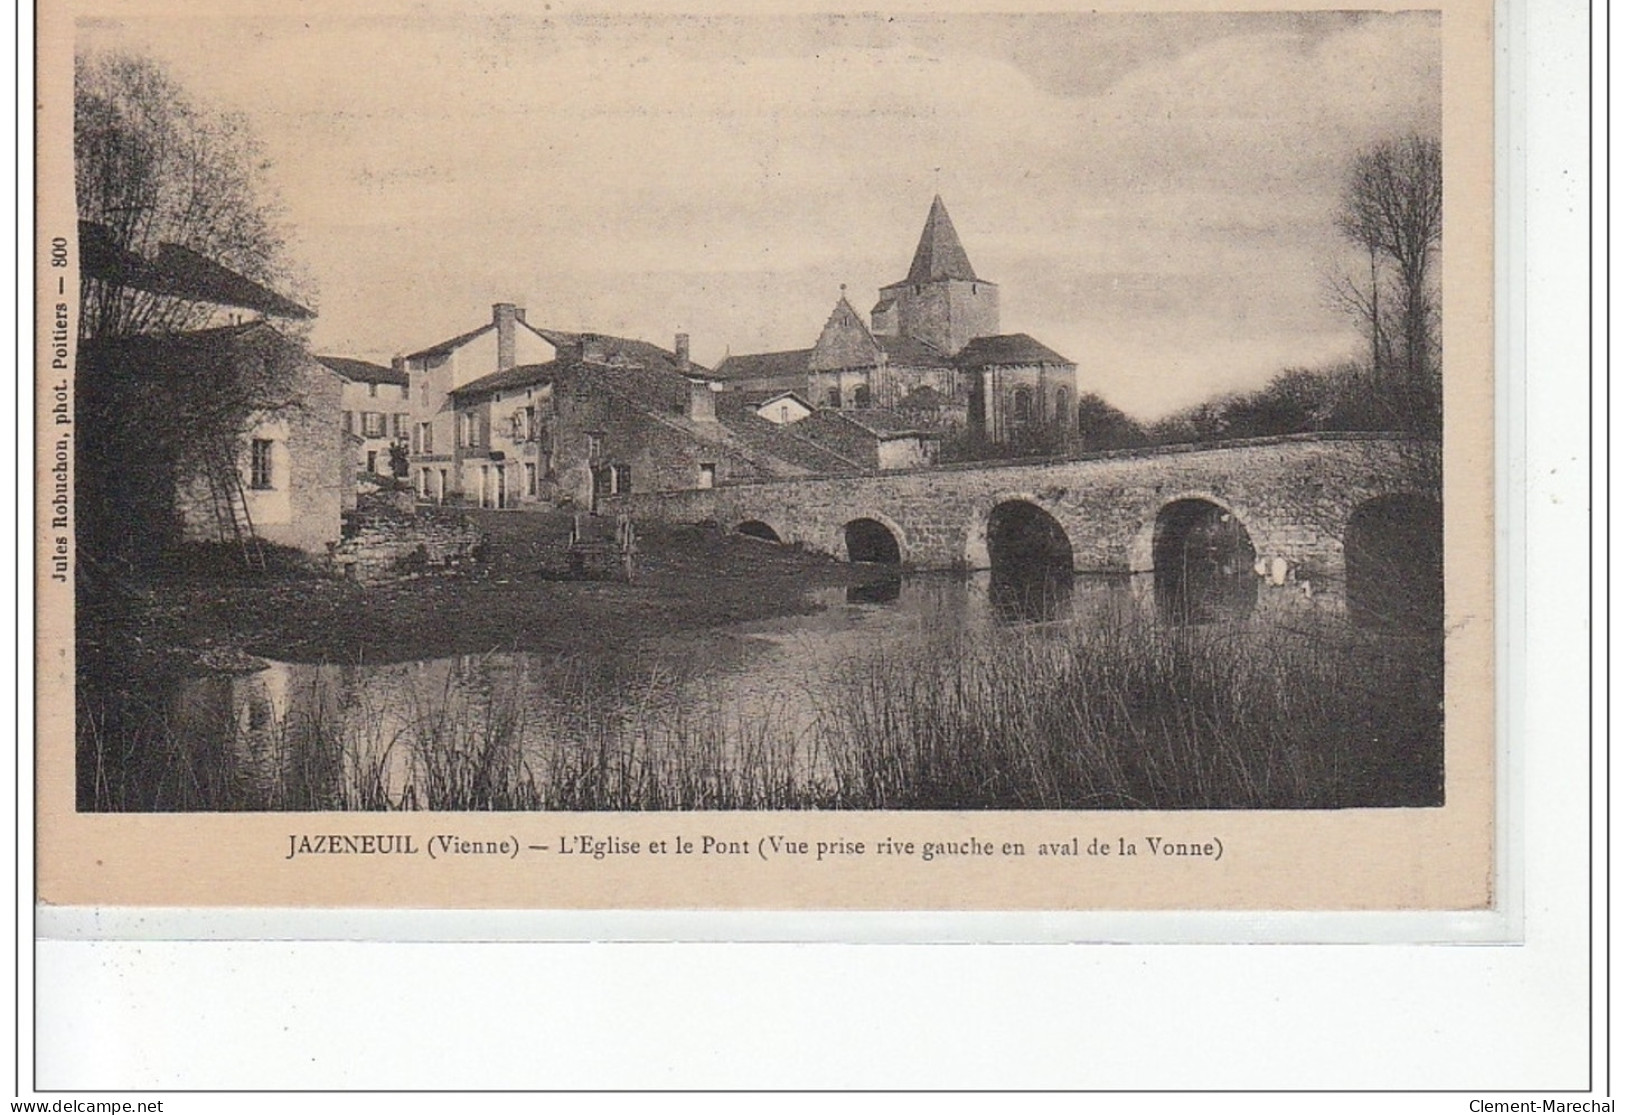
[368,382,378,398]
[461,412,480,448]
[853,384,871,407]
[779,405,790,424]
[525,462,537,496]
[586,433,602,460]
[511,409,529,441]
[826,387,841,408]
[393,414,407,439]
[366,450,378,474]
[249,439,274,490]
[400,384,410,400]
[343,411,354,435]
[417,422,433,454]
[1012,386,1033,423]
[612,464,632,495]
[1055,389,1069,424]
[698,463,716,490]
[362,412,386,438]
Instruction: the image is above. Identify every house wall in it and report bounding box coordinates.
[339,378,411,476]
[543,388,768,508]
[177,351,346,555]
[454,384,550,510]
[876,436,933,471]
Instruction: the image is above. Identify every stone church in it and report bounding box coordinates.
[714,196,1078,445]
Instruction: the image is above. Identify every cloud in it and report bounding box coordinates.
[77,11,1440,412]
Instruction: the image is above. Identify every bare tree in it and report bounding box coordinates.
[1334,135,1442,435]
[75,51,299,339]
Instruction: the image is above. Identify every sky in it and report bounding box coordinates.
[76,9,1441,419]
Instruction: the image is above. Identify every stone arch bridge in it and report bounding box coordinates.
[610,433,1441,615]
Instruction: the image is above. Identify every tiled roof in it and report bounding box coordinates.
[450,361,556,398]
[837,407,930,439]
[316,356,409,387]
[79,222,315,320]
[711,348,813,383]
[402,316,559,362]
[404,322,494,361]
[716,409,869,476]
[876,333,949,366]
[955,333,1073,368]
[753,391,814,411]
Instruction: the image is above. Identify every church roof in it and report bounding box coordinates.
[955,333,1074,368]
[876,333,949,366]
[902,195,980,284]
[712,348,813,383]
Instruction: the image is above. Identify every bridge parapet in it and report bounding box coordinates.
[609,433,1441,609]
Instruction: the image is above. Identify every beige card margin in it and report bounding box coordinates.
[33,0,1498,912]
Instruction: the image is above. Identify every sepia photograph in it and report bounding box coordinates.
[37,1,1496,910]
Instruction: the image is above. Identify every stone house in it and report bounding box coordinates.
[448,332,813,510]
[80,322,349,558]
[316,356,412,479]
[400,302,562,502]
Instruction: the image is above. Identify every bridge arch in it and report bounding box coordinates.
[962,491,1077,572]
[734,519,784,544]
[1345,494,1443,631]
[1141,494,1260,623]
[838,512,908,565]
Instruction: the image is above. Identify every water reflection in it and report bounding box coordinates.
[846,576,902,605]
[988,565,1075,624]
[129,571,1146,811]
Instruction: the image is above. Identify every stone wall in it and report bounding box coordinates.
[331,502,485,582]
[609,433,1441,608]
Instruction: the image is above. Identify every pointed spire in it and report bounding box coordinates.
[905,195,979,284]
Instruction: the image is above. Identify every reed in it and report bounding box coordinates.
[78,609,1441,812]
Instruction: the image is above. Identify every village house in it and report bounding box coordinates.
[399,302,562,503]
[447,331,861,510]
[315,356,412,479]
[711,196,1076,445]
[80,321,349,559]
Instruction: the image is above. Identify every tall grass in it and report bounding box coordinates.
[79,609,1441,812]
[819,610,1442,810]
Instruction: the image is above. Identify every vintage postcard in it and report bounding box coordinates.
[35,0,1498,914]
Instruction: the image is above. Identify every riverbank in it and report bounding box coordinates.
[78,511,874,672]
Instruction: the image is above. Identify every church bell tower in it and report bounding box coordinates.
[871,195,1000,357]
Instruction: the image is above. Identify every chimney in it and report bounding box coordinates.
[514,306,527,324]
[582,334,607,363]
[390,356,406,373]
[493,303,517,371]
[687,377,717,423]
[674,332,691,372]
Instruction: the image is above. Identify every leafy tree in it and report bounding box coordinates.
[1074,392,1147,451]
[75,50,301,339]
